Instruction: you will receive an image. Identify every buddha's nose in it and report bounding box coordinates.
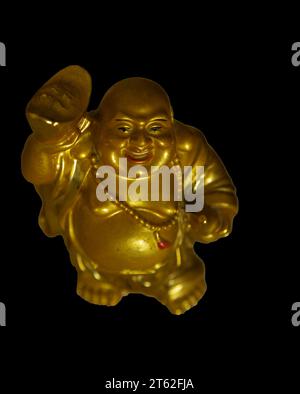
[129,131,152,151]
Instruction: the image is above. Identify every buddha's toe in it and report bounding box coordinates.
[77,281,127,307]
[165,280,206,315]
[162,259,207,315]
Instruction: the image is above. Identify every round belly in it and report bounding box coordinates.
[69,200,178,274]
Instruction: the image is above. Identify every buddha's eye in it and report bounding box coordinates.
[118,126,130,133]
[149,125,162,132]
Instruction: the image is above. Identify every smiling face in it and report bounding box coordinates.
[94,78,176,172]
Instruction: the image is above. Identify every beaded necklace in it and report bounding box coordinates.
[91,154,183,249]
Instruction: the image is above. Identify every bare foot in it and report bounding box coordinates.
[77,273,127,307]
[161,256,207,315]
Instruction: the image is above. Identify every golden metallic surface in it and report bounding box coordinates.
[21,66,238,315]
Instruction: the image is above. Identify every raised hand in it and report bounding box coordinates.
[26,65,92,142]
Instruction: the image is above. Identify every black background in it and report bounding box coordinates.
[0,8,299,391]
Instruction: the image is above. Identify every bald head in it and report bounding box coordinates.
[93,77,176,171]
[96,77,173,121]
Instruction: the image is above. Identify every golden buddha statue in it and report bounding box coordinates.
[21,66,238,315]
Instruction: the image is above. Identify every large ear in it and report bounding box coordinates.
[26,65,92,138]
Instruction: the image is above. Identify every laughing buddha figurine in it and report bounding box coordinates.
[21,66,238,315]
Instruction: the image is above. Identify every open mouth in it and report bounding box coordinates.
[126,150,153,163]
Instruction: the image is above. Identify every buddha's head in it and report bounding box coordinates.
[94,77,176,171]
